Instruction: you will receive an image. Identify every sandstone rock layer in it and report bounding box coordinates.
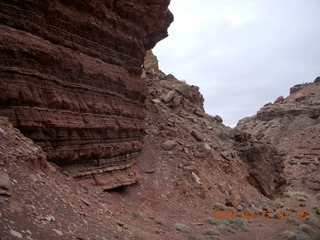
[0,0,173,189]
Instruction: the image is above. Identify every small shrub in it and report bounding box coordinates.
[203,229,220,236]
[279,231,298,240]
[228,218,245,230]
[132,212,141,218]
[203,218,222,225]
[298,224,315,235]
[188,236,202,240]
[284,191,311,199]
[286,217,300,225]
[175,223,192,234]
[304,215,318,226]
[217,224,236,235]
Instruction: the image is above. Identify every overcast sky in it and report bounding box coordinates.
[153,0,320,127]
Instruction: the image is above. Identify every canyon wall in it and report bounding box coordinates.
[237,78,320,192]
[0,0,173,189]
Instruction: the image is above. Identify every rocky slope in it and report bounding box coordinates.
[1,51,319,239]
[0,1,319,238]
[142,51,286,199]
[0,0,173,190]
[237,78,320,193]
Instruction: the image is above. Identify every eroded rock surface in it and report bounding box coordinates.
[237,78,320,192]
[143,52,286,198]
[0,0,173,189]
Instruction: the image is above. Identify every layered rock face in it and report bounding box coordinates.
[237,78,320,192]
[0,0,173,189]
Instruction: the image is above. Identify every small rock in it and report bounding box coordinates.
[194,108,204,117]
[45,215,56,222]
[29,174,38,183]
[170,95,182,107]
[80,197,91,206]
[117,221,125,227]
[199,142,211,151]
[214,115,223,123]
[221,151,233,161]
[161,140,178,151]
[0,171,11,196]
[294,93,306,102]
[10,230,23,239]
[191,172,201,184]
[151,99,161,104]
[52,229,63,236]
[226,193,241,208]
[274,96,285,104]
[191,130,204,142]
[162,90,176,103]
[46,162,57,173]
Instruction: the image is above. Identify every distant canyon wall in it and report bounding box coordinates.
[0,0,173,189]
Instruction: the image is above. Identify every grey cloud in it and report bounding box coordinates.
[154,0,320,126]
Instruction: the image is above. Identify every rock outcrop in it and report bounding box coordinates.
[237,77,320,192]
[143,52,286,199]
[0,0,173,189]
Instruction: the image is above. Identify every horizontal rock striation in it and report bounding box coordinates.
[0,0,173,189]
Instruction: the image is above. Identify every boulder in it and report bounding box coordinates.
[214,115,223,123]
[226,193,241,208]
[163,91,176,103]
[169,95,182,107]
[274,96,285,104]
[161,140,178,151]
[194,108,205,117]
[191,130,205,142]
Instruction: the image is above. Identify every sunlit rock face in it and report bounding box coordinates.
[0,0,173,189]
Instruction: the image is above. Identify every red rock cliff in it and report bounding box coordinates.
[0,0,173,189]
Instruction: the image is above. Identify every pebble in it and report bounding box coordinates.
[191,172,201,184]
